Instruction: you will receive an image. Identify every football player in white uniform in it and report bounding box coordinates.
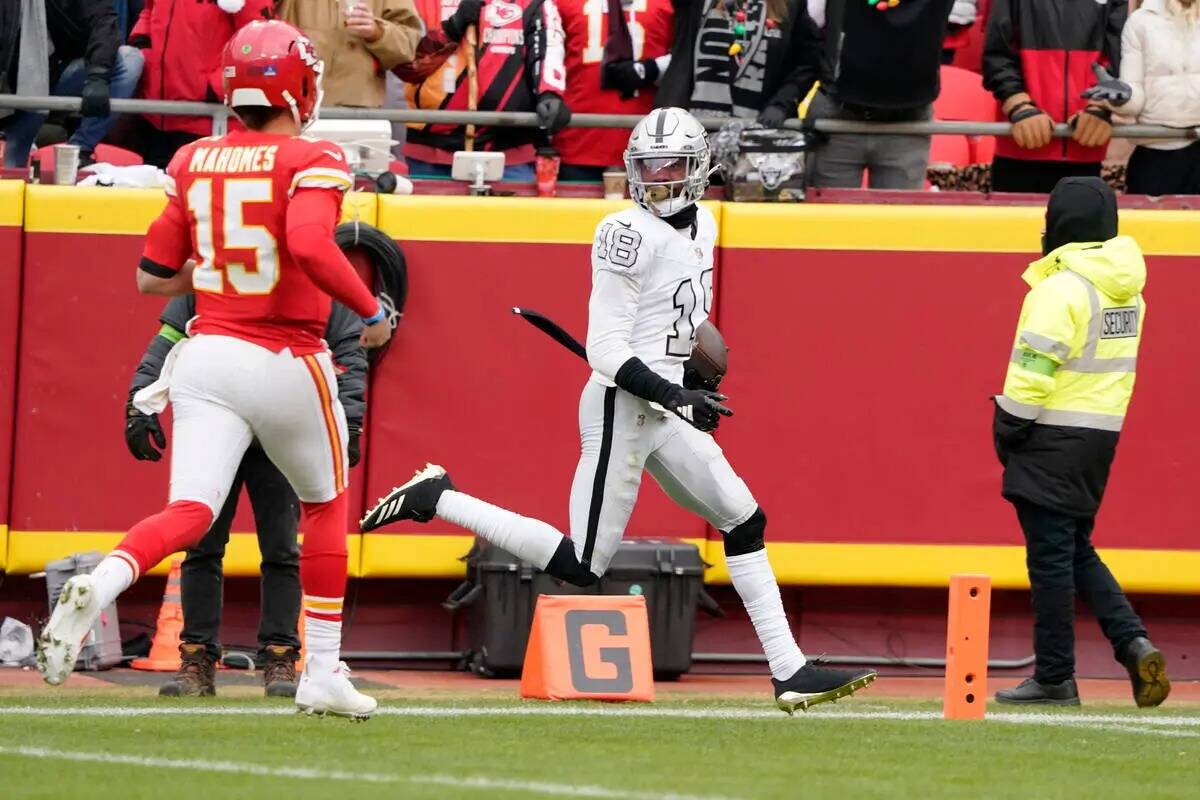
[362,108,876,712]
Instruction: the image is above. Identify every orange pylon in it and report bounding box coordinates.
[943,574,991,720]
[131,559,185,672]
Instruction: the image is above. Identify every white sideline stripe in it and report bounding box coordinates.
[411,775,738,800]
[7,705,1200,729]
[2,705,1199,727]
[1103,725,1200,739]
[0,745,736,800]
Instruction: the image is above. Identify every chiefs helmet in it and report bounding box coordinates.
[222,20,325,131]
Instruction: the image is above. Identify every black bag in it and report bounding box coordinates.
[444,539,597,678]
[725,128,808,202]
[445,538,719,680]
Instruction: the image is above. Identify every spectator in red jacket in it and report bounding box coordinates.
[126,0,274,168]
[983,0,1128,193]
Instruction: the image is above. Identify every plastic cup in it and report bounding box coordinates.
[54,144,80,186]
[602,169,627,200]
[536,153,560,197]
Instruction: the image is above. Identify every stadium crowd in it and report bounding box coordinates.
[0,0,1197,193]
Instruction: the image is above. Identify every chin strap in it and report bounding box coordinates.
[662,203,698,233]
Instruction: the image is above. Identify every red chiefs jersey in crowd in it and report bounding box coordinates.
[143,131,368,355]
[405,0,568,162]
[553,0,673,168]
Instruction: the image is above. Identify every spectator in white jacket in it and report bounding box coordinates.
[1087,0,1200,194]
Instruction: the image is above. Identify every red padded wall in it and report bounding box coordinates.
[10,231,364,536]
[0,215,21,531]
[716,247,1200,550]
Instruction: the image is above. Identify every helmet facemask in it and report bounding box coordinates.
[626,154,706,216]
[624,108,712,217]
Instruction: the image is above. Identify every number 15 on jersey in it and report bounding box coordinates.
[187,177,280,295]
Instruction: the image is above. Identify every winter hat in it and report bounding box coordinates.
[1043,177,1118,255]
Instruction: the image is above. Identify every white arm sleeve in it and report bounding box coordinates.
[586,268,640,380]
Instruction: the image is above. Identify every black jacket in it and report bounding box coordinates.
[994,404,1118,519]
[656,0,821,115]
[0,0,120,91]
[982,0,1125,162]
[129,296,368,433]
[820,0,955,110]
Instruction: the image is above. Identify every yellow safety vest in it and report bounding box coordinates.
[997,236,1146,432]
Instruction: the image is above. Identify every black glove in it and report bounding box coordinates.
[129,34,151,50]
[125,401,167,462]
[1081,63,1132,108]
[80,76,111,118]
[603,58,659,99]
[442,0,484,41]
[348,429,362,467]
[663,387,732,433]
[757,103,791,128]
[536,92,571,135]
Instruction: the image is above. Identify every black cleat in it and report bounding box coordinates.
[159,643,217,697]
[1123,637,1170,708]
[995,677,1080,706]
[360,464,454,531]
[263,645,299,698]
[772,663,877,713]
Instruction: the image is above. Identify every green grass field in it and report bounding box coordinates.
[3,691,1198,800]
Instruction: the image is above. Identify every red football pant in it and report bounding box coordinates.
[114,500,214,579]
[300,491,349,624]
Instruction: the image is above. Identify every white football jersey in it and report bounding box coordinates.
[586,203,717,387]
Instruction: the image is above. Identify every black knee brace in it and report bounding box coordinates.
[723,507,766,557]
[545,538,600,587]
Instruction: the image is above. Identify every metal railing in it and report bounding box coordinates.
[2,93,1198,140]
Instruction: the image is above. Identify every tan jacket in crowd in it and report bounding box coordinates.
[276,0,421,108]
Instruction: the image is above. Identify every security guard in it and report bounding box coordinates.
[992,177,1169,708]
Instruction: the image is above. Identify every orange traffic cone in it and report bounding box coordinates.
[131,559,185,672]
[297,614,307,673]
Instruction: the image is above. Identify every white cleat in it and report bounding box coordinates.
[37,574,101,686]
[295,661,378,721]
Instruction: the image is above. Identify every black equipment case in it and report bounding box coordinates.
[445,538,716,680]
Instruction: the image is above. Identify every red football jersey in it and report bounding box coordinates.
[553,0,674,168]
[144,130,358,355]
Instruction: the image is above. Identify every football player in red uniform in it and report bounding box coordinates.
[554,0,674,181]
[37,20,389,720]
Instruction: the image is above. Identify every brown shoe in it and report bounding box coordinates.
[1124,637,1171,708]
[159,643,216,697]
[263,645,298,698]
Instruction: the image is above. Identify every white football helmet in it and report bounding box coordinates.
[624,107,711,217]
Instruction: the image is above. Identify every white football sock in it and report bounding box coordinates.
[303,616,342,676]
[726,549,806,680]
[436,490,563,568]
[90,555,135,610]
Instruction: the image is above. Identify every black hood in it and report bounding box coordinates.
[1042,177,1119,255]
